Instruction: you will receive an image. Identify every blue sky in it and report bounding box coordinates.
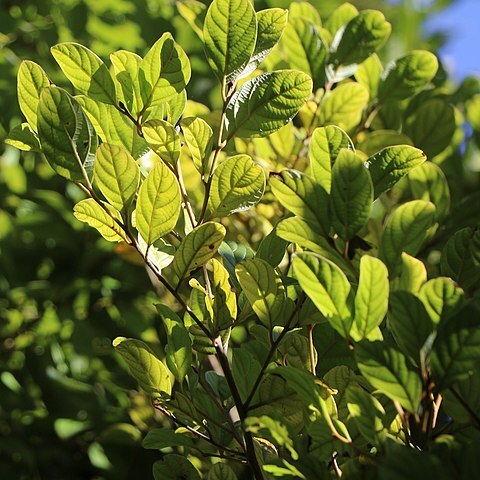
[424,0,480,80]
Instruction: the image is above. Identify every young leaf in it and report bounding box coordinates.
[397,252,427,293]
[318,82,369,131]
[309,125,354,193]
[136,161,181,246]
[203,0,257,82]
[324,3,358,35]
[94,143,140,212]
[367,145,426,198]
[76,95,148,159]
[209,154,265,217]
[418,278,464,325]
[269,169,329,234]
[156,304,192,383]
[110,50,142,114]
[139,33,191,109]
[430,302,480,391]
[173,222,226,282]
[388,291,434,362]
[292,253,354,338]
[379,200,436,277]
[51,43,116,104]
[355,340,422,413]
[113,337,172,395]
[180,117,213,174]
[239,8,288,79]
[329,10,391,68]
[143,120,181,166]
[350,256,389,342]
[282,17,327,88]
[225,70,312,139]
[355,53,383,101]
[378,51,438,102]
[17,60,50,131]
[73,199,129,243]
[210,258,237,331]
[236,258,285,328]
[37,87,96,182]
[276,217,353,275]
[330,149,373,241]
[5,123,41,152]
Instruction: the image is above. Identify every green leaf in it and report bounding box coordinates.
[318,82,369,132]
[232,345,262,402]
[355,340,422,412]
[379,200,436,277]
[346,386,385,444]
[355,54,383,101]
[430,302,480,391]
[143,120,181,166]
[225,70,312,139]
[330,149,373,241]
[177,0,207,39]
[357,130,413,157]
[209,258,237,331]
[136,161,181,246]
[94,143,140,212]
[378,50,438,102]
[5,123,41,152]
[289,1,321,25]
[209,154,265,217]
[180,117,213,174]
[367,145,426,198]
[113,337,172,395]
[173,222,226,282]
[17,60,50,131]
[408,162,450,221]
[208,463,238,480]
[255,225,289,268]
[240,8,288,79]
[153,455,200,480]
[388,291,434,362]
[466,94,480,131]
[110,50,142,114]
[324,3,358,35]
[292,253,354,338]
[76,95,148,159]
[156,305,192,383]
[73,199,128,243]
[51,43,116,104]
[309,125,354,193]
[441,227,480,289]
[276,217,353,275]
[236,258,286,328]
[203,0,257,82]
[282,17,327,88]
[418,278,464,325]
[140,33,191,109]
[397,253,427,293]
[143,428,195,449]
[350,256,389,342]
[404,99,456,158]
[143,89,187,125]
[329,10,391,68]
[269,169,329,234]
[37,87,96,181]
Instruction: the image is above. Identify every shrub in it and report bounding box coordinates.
[7,0,480,478]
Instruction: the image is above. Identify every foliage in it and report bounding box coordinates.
[3,0,480,479]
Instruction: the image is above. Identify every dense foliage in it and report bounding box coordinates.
[2,0,480,479]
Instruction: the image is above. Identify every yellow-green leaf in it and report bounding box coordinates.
[180,117,213,174]
[143,119,181,166]
[136,161,181,246]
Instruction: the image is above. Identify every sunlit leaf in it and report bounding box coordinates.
[180,117,213,174]
[143,119,180,166]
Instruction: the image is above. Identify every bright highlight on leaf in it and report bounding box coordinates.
[143,120,181,166]
[136,161,181,246]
